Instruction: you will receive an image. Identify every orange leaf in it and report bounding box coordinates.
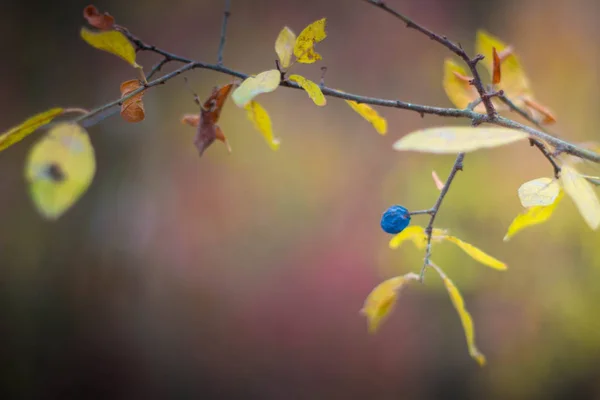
[215,125,232,153]
[120,79,145,123]
[181,114,200,128]
[83,5,115,31]
[203,83,235,125]
[523,98,556,124]
[492,47,501,85]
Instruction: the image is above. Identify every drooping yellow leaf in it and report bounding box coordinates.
[245,101,280,151]
[518,177,560,207]
[431,264,486,366]
[393,127,528,154]
[275,27,296,69]
[232,70,281,107]
[345,101,387,135]
[442,59,478,109]
[504,193,563,241]
[476,30,530,96]
[287,74,326,106]
[293,18,327,64]
[360,273,419,333]
[25,123,96,220]
[80,28,140,68]
[389,225,447,250]
[0,108,63,151]
[560,164,600,230]
[444,236,507,270]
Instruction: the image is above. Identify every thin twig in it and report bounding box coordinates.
[420,153,465,282]
[217,0,232,65]
[147,58,171,80]
[361,0,496,118]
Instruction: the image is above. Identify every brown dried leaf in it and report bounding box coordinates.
[181,114,200,128]
[120,79,145,123]
[203,83,234,125]
[492,47,501,85]
[83,5,115,31]
[523,98,556,124]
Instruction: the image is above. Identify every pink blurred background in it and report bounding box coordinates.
[1,0,600,398]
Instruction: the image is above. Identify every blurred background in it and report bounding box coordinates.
[1,0,600,398]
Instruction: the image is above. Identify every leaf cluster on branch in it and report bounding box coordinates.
[1,1,599,366]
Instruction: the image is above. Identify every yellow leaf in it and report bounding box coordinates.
[293,18,327,64]
[444,236,507,270]
[360,273,419,333]
[504,193,563,241]
[245,101,280,151]
[25,123,96,219]
[393,127,529,154]
[345,101,387,135]
[389,225,447,250]
[442,59,478,109]
[435,267,486,366]
[560,164,600,230]
[518,177,560,207]
[288,74,326,106]
[80,28,140,68]
[476,30,530,96]
[0,108,63,151]
[275,27,296,69]
[232,69,281,108]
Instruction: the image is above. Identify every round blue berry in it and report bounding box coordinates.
[380,205,411,234]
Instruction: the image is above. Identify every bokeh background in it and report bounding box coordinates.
[2,0,600,398]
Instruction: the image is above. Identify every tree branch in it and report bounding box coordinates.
[419,153,465,281]
[217,0,232,65]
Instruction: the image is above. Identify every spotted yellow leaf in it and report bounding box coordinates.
[360,273,419,333]
[232,70,281,108]
[560,164,600,230]
[393,127,528,154]
[293,18,326,64]
[245,101,280,151]
[518,177,560,207]
[345,101,387,135]
[431,264,486,366]
[0,108,63,151]
[444,236,507,270]
[275,27,296,69]
[80,28,140,68]
[25,123,96,219]
[504,193,563,241]
[288,74,325,106]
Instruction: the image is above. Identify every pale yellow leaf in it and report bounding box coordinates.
[25,123,96,219]
[504,193,563,241]
[440,272,486,366]
[560,164,600,230]
[393,127,529,154]
[245,101,280,151]
[288,74,326,106]
[389,225,447,250]
[232,69,281,107]
[345,101,387,135]
[476,30,530,96]
[360,273,419,333]
[275,27,296,68]
[0,108,63,151]
[444,236,507,270]
[80,28,139,68]
[293,18,327,64]
[442,59,479,110]
[518,177,560,207]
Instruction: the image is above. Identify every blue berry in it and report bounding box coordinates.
[381,205,411,234]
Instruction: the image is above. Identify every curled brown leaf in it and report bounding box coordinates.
[83,5,115,31]
[120,79,145,123]
[492,47,501,85]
